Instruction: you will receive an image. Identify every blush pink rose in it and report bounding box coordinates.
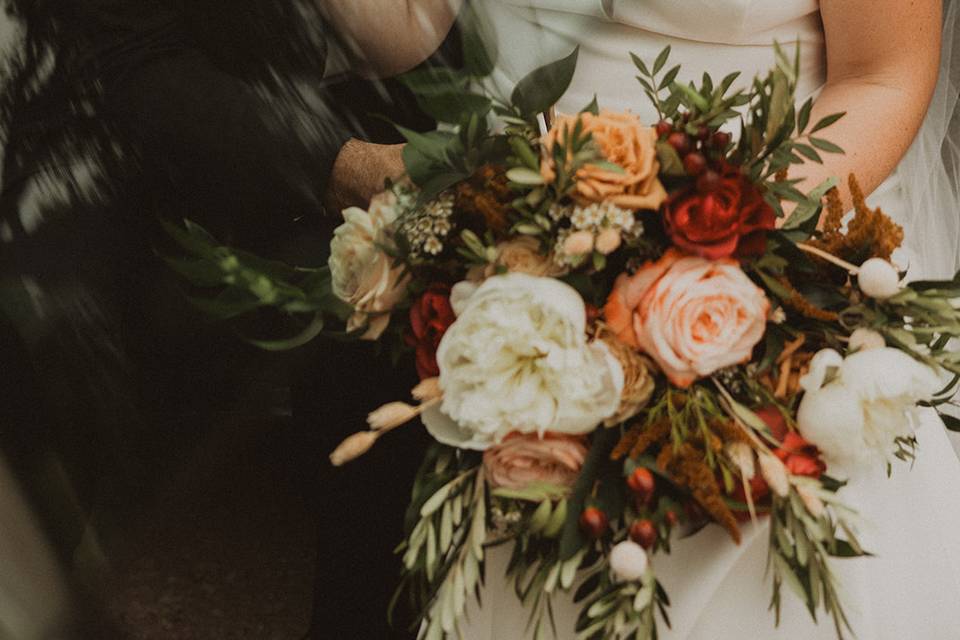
[605,249,769,388]
[483,433,589,490]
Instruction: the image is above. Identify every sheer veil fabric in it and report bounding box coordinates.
[454,2,960,639]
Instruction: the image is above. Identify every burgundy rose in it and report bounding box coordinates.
[406,284,456,379]
[662,167,776,260]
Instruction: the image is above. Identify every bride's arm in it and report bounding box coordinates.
[797,0,941,211]
[321,0,463,77]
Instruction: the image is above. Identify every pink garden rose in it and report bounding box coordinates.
[605,249,769,387]
[483,433,589,490]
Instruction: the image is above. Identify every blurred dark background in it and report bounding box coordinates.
[0,3,459,637]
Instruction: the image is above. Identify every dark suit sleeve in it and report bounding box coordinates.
[79,1,353,235]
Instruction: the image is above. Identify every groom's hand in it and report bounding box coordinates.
[325,139,405,215]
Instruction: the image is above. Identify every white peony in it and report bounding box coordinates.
[797,348,940,468]
[329,191,410,340]
[422,273,624,450]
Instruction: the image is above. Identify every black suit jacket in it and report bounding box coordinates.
[2,2,449,637]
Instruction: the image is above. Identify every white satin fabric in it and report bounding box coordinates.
[461,2,960,638]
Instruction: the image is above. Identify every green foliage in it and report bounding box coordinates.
[767,483,865,639]
[394,447,486,638]
[511,47,580,119]
[161,218,352,348]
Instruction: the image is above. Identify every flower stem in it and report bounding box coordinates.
[795,243,860,274]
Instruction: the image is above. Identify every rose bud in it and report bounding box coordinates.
[579,507,609,539]
[595,227,623,255]
[609,540,649,582]
[626,467,656,502]
[563,229,595,256]
[629,519,658,550]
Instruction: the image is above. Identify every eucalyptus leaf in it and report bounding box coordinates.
[512,47,580,117]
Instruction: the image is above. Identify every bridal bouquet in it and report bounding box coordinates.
[166,44,960,640]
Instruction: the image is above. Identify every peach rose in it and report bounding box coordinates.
[541,110,667,210]
[604,249,769,387]
[483,432,589,490]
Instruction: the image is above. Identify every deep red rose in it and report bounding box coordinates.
[406,284,456,379]
[662,167,776,260]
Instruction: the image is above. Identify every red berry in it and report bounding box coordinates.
[711,131,732,150]
[683,152,707,176]
[579,507,608,539]
[655,120,672,138]
[629,519,658,549]
[626,468,656,501]
[696,169,722,193]
[667,132,692,156]
[696,125,710,141]
[665,510,679,527]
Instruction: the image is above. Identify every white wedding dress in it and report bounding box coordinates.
[458,2,960,639]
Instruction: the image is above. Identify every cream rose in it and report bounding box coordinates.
[540,110,667,210]
[483,433,588,490]
[470,237,568,281]
[422,273,624,450]
[329,191,410,340]
[604,249,769,387]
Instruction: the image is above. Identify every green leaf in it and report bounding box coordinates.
[511,47,580,117]
[940,413,960,432]
[543,498,568,538]
[528,499,553,534]
[162,256,228,288]
[245,313,326,351]
[506,167,547,185]
[655,141,685,177]
[809,137,844,154]
[794,143,823,164]
[630,52,650,76]
[781,175,838,231]
[765,70,792,141]
[796,98,813,133]
[419,171,469,203]
[810,112,846,134]
[581,94,600,115]
[653,45,671,74]
[658,65,681,91]
[415,92,492,124]
[671,81,710,112]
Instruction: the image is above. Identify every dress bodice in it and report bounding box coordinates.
[479,0,825,121]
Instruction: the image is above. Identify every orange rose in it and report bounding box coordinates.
[483,433,588,490]
[541,110,667,210]
[604,249,769,387]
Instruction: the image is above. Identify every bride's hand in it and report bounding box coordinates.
[324,139,405,215]
[321,1,463,78]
